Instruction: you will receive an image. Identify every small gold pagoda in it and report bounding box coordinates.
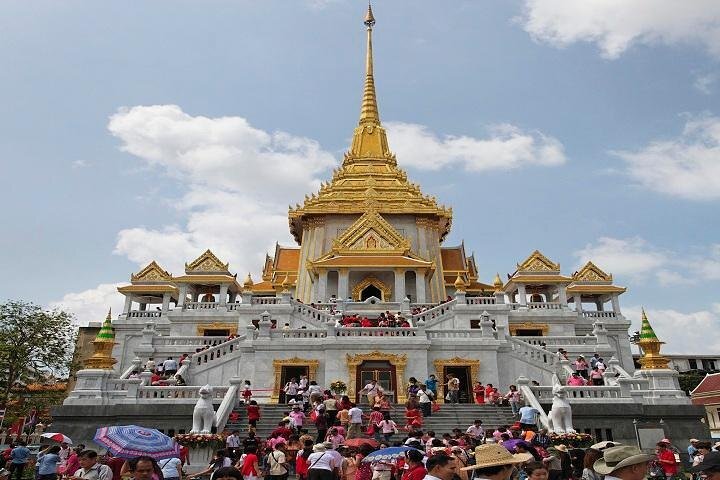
[84,309,118,369]
[637,308,670,369]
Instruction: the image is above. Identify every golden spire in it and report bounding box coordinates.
[243,273,254,290]
[454,274,466,292]
[493,273,504,292]
[637,308,670,369]
[84,308,117,370]
[360,3,379,126]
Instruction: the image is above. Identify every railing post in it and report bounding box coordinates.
[126,378,141,398]
[139,371,153,387]
[592,321,610,348]
[402,297,411,315]
[241,290,253,305]
[325,319,337,337]
[258,312,272,338]
[416,319,426,339]
[480,311,494,338]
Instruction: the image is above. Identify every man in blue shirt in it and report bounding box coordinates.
[425,375,438,397]
[9,440,31,480]
[518,405,539,431]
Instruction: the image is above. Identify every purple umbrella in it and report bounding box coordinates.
[94,425,180,460]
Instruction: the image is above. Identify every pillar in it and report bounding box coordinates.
[611,294,621,314]
[517,284,527,306]
[573,295,583,312]
[394,268,406,302]
[317,271,328,303]
[219,284,229,306]
[139,303,147,311]
[338,269,349,300]
[178,285,187,308]
[557,284,567,305]
[161,293,171,313]
[596,299,604,311]
[123,296,132,314]
[416,270,426,303]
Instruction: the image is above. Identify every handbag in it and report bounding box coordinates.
[648,461,666,479]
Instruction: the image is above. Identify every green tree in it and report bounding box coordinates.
[0,300,76,406]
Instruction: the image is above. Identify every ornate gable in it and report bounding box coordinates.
[131,261,172,283]
[332,210,411,255]
[517,250,560,273]
[573,261,612,283]
[185,249,230,274]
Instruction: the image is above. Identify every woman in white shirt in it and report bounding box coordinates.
[307,444,337,480]
[377,414,398,443]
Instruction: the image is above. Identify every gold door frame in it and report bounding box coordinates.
[347,351,407,404]
[433,357,480,404]
[272,357,319,403]
[196,322,238,336]
[508,322,549,336]
[351,276,392,301]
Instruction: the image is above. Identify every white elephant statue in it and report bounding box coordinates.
[547,375,575,434]
[190,384,216,433]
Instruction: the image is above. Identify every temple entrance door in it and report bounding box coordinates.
[443,366,472,404]
[279,365,308,404]
[361,285,382,301]
[515,329,544,336]
[356,360,395,403]
[203,329,230,336]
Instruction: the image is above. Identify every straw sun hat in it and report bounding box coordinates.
[593,446,655,475]
[461,444,533,471]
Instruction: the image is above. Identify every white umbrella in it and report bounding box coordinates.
[40,433,72,444]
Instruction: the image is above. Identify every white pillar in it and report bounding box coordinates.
[338,269,349,300]
[123,296,132,314]
[596,299,604,311]
[161,293,171,313]
[416,270,426,303]
[574,295,583,312]
[557,284,567,304]
[177,285,187,308]
[394,269,406,302]
[517,284,527,306]
[219,284,229,306]
[611,294,621,314]
[317,271,328,303]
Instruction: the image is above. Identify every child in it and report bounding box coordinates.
[242,380,253,402]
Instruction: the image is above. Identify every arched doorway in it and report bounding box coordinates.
[361,285,382,301]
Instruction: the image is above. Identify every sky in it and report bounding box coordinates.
[1,0,719,354]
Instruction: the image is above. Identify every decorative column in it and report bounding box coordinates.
[219,284,229,307]
[123,296,132,315]
[480,311,494,338]
[393,268,406,302]
[416,270,426,303]
[177,284,187,308]
[493,273,505,304]
[338,268,349,300]
[611,294,621,314]
[517,284,527,307]
[317,270,328,303]
[596,300,604,311]
[574,295,583,312]
[453,275,466,305]
[241,274,254,304]
[557,284,568,305]
[161,293,171,313]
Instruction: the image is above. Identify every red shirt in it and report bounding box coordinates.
[402,464,427,480]
[241,453,260,476]
[657,449,678,475]
[247,405,261,421]
[296,454,310,476]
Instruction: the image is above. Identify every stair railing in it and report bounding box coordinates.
[517,376,550,430]
[215,379,243,432]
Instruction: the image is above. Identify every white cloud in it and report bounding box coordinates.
[613,115,720,201]
[574,236,667,279]
[385,122,566,172]
[72,160,90,168]
[519,0,720,59]
[694,73,719,95]
[49,283,125,327]
[625,305,720,354]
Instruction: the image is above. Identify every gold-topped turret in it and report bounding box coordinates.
[287,5,452,244]
[454,274,466,292]
[84,309,117,370]
[637,308,670,369]
[243,273,254,291]
[493,273,504,292]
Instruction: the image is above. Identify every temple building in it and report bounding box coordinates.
[57,6,705,446]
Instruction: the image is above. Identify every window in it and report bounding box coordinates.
[702,359,717,371]
[595,429,603,441]
[689,359,698,370]
[605,429,614,441]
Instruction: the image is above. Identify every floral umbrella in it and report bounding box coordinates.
[94,425,179,460]
[362,446,424,463]
[40,433,72,444]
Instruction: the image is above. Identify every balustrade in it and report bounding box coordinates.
[412,300,456,326]
[184,302,218,310]
[153,336,229,347]
[426,329,484,339]
[516,336,597,347]
[271,329,328,339]
[581,311,617,318]
[527,302,563,310]
[335,327,418,337]
[530,385,624,401]
[127,311,162,318]
[137,385,229,400]
[252,297,282,305]
[466,297,496,305]
[193,336,244,367]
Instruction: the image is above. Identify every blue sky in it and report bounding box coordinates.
[2,0,719,353]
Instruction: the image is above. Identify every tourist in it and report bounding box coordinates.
[63,447,82,476]
[445,375,460,404]
[418,385,433,418]
[158,455,182,480]
[692,442,712,468]
[271,420,294,440]
[425,375,438,397]
[227,430,242,458]
[465,420,485,444]
[405,405,423,431]
[307,443,338,480]
[58,442,71,469]
[295,440,314,480]
[325,428,345,450]
[574,356,589,379]
[518,404,539,431]
[36,446,62,480]
[247,400,261,432]
[355,445,374,480]
[314,405,329,444]
[340,447,358,480]
[424,453,458,480]
[593,446,655,480]
[240,446,262,480]
[367,406,384,441]
[8,440,30,480]
[243,432,260,453]
[243,381,253,403]
[163,357,178,376]
[213,467,243,480]
[337,405,350,429]
[450,447,471,480]
[688,439,701,464]
[378,414,399,442]
[580,449,603,480]
[73,450,113,480]
[408,377,420,397]
[190,450,232,480]
[127,457,160,480]
[285,435,302,477]
[375,393,391,412]
[515,442,542,462]
[504,385,521,417]
[284,378,300,401]
[595,358,606,371]
[267,443,288,480]
[472,382,485,405]
[360,379,384,405]
[655,441,679,479]
[691,450,720,480]
[589,367,604,386]
[290,405,306,432]
[371,456,394,480]
[347,403,364,439]
[567,372,586,386]
[324,395,339,425]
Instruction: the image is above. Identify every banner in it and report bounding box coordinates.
[8,417,25,435]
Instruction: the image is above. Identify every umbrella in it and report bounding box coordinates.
[40,433,72,444]
[590,441,622,451]
[343,438,379,448]
[94,425,179,460]
[362,446,424,462]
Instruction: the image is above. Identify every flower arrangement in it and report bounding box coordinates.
[330,380,347,394]
[174,433,226,448]
[548,432,594,448]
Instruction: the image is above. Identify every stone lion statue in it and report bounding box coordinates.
[190,384,216,433]
[547,375,575,434]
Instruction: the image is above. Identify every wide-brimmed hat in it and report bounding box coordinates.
[591,441,622,451]
[313,444,327,452]
[461,444,533,471]
[593,446,655,475]
[692,451,720,472]
[555,444,568,453]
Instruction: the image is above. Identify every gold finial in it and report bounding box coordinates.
[360,3,379,126]
[84,307,117,370]
[637,308,670,369]
[493,273,503,291]
[364,3,375,28]
[454,274,466,292]
[243,273,254,290]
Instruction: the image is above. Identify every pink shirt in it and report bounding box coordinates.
[567,376,585,386]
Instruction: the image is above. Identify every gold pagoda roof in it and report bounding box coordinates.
[566,261,626,294]
[288,5,452,244]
